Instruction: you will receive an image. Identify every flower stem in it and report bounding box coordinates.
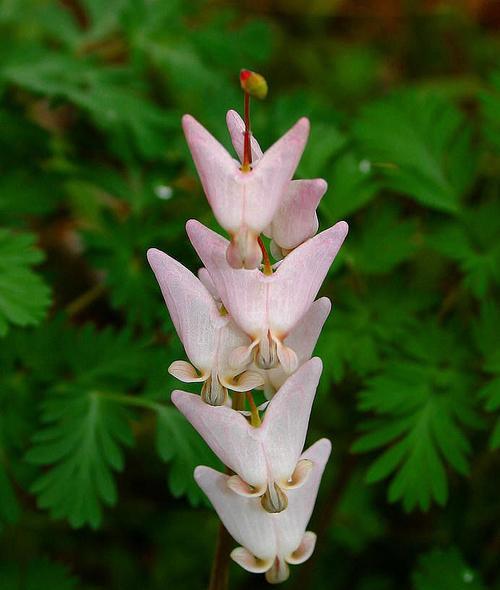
[246,391,261,427]
[208,521,232,590]
[241,91,252,172]
[258,236,273,275]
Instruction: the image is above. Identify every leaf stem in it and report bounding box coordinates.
[246,391,261,427]
[95,391,163,413]
[208,521,232,590]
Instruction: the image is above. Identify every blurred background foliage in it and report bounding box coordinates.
[0,0,499,588]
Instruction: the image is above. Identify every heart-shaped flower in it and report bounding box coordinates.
[195,438,331,584]
[182,114,310,269]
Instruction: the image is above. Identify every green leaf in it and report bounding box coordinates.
[352,324,481,511]
[354,91,475,212]
[427,200,500,298]
[0,229,51,336]
[156,406,221,507]
[342,203,417,274]
[27,388,134,529]
[472,300,500,448]
[412,547,486,590]
[480,71,500,153]
[0,557,80,590]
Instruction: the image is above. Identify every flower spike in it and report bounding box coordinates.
[172,358,322,511]
[195,438,332,584]
[186,219,348,374]
[182,114,309,269]
[147,248,263,405]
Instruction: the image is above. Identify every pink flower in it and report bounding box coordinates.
[186,219,348,374]
[226,110,327,257]
[195,438,331,584]
[182,114,310,269]
[147,248,263,405]
[172,358,322,512]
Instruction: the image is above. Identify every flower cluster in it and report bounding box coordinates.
[147,72,348,585]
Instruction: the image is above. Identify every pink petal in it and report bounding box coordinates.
[231,547,273,574]
[183,114,309,236]
[186,220,268,339]
[268,221,348,337]
[261,358,322,483]
[197,267,220,302]
[268,297,331,391]
[286,532,317,565]
[226,109,263,162]
[168,360,206,382]
[194,466,277,561]
[277,438,332,559]
[265,178,327,250]
[147,248,225,374]
[172,390,268,489]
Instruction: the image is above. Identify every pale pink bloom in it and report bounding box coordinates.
[195,438,332,584]
[258,297,331,399]
[182,114,310,269]
[186,219,348,374]
[147,248,263,405]
[172,358,322,512]
[227,109,327,256]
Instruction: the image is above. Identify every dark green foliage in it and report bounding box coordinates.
[0,1,497,588]
[0,230,51,336]
[412,547,486,590]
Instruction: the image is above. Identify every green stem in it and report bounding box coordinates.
[96,392,163,412]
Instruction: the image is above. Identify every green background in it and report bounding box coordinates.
[0,0,499,588]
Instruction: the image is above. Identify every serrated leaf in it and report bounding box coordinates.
[27,388,134,529]
[354,91,475,212]
[0,229,51,336]
[427,200,500,298]
[156,406,221,507]
[353,324,481,511]
[412,547,485,590]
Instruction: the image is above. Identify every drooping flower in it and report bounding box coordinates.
[226,109,327,258]
[186,219,348,374]
[195,438,332,584]
[147,248,263,405]
[172,358,322,512]
[182,114,310,269]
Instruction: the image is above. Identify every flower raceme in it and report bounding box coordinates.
[148,80,348,584]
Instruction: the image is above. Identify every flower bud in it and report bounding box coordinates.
[240,69,268,100]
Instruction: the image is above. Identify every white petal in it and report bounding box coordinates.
[147,248,224,374]
[261,358,322,483]
[226,109,263,163]
[277,438,332,558]
[195,466,277,561]
[172,390,268,489]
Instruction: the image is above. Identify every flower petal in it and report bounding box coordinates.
[268,221,348,336]
[186,220,268,339]
[172,390,268,489]
[183,115,309,236]
[168,360,206,382]
[277,438,332,558]
[231,547,273,574]
[147,248,224,374]
[267,297,331,391]
[226,109,263,163]
[265,178,327,251]
[194,466,277,561]
[197,267,220,302]
[261,358,322,483]
[286,532,317,565]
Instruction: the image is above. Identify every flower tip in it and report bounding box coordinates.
[240,69,268,99]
